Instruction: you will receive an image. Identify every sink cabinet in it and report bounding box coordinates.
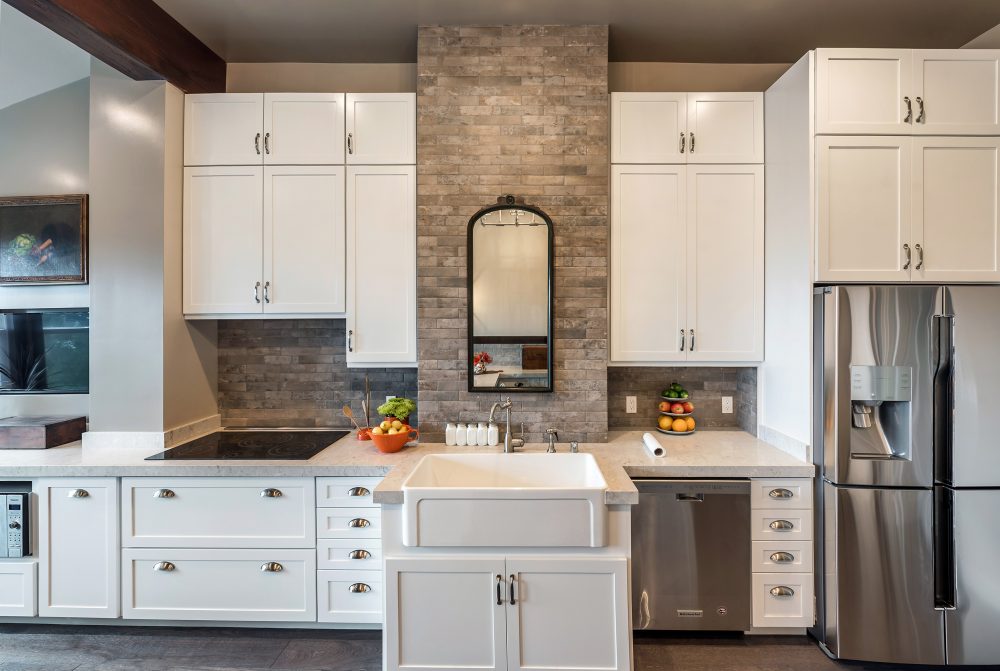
[385,556,629,671]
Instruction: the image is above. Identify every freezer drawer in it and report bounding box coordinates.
[632,479,750,631]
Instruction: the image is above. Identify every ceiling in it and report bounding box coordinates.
[151,0,1000,64]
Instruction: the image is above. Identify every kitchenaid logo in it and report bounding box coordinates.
[677,609,704,618]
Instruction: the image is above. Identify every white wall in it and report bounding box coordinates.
[609,62,791,92]
[227,62,417,92]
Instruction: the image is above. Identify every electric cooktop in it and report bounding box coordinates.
[145,430,348,461]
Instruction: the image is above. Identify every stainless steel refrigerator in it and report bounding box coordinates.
[813,285,1000,666]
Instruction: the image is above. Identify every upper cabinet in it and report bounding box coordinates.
[346,93,416,164]
[263,93,345,164]
[611,92,763,164]
[185,94,266,166]
[815,49,1000,135]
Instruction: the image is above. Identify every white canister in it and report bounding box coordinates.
[445,423,456,446]
[488,422,499,446]
[466,423,478,446]
[477,422,487,446]
[455,423,467,446]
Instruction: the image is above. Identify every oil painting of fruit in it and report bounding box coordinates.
[0,195,88,284]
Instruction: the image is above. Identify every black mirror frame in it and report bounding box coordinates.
[466,202,554,393]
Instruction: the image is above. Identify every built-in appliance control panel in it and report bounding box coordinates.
[1,493,28,558]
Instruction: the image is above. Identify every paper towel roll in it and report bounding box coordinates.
[642,432,665,458]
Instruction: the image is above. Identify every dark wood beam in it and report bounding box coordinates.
[4,0,226,93]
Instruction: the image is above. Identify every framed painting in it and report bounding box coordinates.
[0,195,88,284]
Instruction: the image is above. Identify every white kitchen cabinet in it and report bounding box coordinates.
[686,92,764,164]
[184,93,265,166]
[913,51,1000,135]
[317,506,382,540]
[816,136,912,282]
[610,164,763,364]
[346,93,416,165]
[815,49,912,135]
[685,165,764,361]
[611,92,763,164]
[505,558,629,671]
[385,556,629,671]
[751,572,814,628]
[263,166,346,313]
[183,166,265,314]
[611,92,687,164]
[316,476,383,508]
[37,478,119,618]
[610,164,686,362]
[263,93,345,164]
[317,569,382,624]
[346,165,417,366]
[0,561,36,616]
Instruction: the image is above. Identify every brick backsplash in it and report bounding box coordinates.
[608,367,758,435]
[218,320,417,428]
[416,25,610,444]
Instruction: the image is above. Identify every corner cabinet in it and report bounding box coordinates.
[384,556,629,671]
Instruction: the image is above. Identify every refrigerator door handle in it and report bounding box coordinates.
[934,485,957,611]
[932,314,955,485]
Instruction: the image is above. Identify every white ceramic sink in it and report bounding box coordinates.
[401,453,609,548]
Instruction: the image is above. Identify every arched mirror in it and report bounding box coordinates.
[467,195,553,392]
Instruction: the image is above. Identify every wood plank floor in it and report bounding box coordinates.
[0,625,948,670]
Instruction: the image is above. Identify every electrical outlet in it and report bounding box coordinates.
[722,396,734,414]
[385,395,395,404]
[625,396,637,414]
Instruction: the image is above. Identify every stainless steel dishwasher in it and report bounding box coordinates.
[631,479,751,631]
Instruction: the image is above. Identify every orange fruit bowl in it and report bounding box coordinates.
[369,426,419,453]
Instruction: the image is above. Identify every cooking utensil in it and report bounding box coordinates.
[342,405,362,431]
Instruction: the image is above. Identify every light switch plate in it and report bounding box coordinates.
[625,396,637,414]
[722,396,734,414]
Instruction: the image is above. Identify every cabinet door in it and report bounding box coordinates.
[816,137,912,282]
[686,165,764,362]
[184,93,263,166]
[505,557,630,671]
[38,478,119,618]
[183,166,264,315]
[610,165,686,362]
[263,93,345,164]
[912,51,1000,135]
[912,138,1000,282]
[385,557,507,671]
[686,92,764,164]
[263,166,346,314]
[815,49,912,134]
[346,93,416,164]
[610,92,687,163]
[346,165,416,365]
[0,561,36,616]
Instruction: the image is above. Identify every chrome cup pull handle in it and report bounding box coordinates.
[260,488,283,498]
[153,561,175,572]
[348,549,371,560]
[903,243,911,270]
[153,489,175,499]
[348,518,371,528]
[349,582,371,594]
[347,486,370,497]
[770,586,795,598]
[68,489,89,498]
[903,96,913,123]
[915,243,924,271]
[260,562,283,573]
[916,96,925,124]
[770,551,795,563]
[769,519,795,531]
[768,488,793,500]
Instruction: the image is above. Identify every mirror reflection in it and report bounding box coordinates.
[468,199,553,392]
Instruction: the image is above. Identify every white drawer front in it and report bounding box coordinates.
[318,507,382,539]
[751,541,814,573]
[123,477,315,548]
[317,476,383,508]
[751,509,813,541]
[318,538,383,571]
[752,572,814,628]
[0,561,36,616]
[122,548,316,622]
[318,569,382,623]
[751,479,813,509]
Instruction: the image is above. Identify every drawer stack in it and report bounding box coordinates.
[120,477,316,622]
[316,476,383,623]
[749,478,815,628]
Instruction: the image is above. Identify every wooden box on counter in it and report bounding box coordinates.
[0,415,86,449]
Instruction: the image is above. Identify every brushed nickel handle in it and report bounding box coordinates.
[680,329,685,352]
[689,131,695,153]
[260,561,283,573]
[153,561,175,572]
[253,281,261,303]
[263,281,271,304]
[679,132,686,154]
[347,329,353,352]
[348,549,371,560]
[509,574,517,605]
[915,243,924,270]
[347,486,370,497]
[347,132,353,154]
[770,586,795,598]
[689,329,695,351]
[903,96,913,123]
[153,489,175,499]
[916,96,925,124]
[264,132,271,154]
[349,582,371,593]
[496,574,502,605]
[770,551,795,563]
[768,488,794,500]
[348,518,370,528]
[770,519,795,531]
[903,244,911,270]
[68,489,89,498]
[255,132,261,154]
[260,488,283,498]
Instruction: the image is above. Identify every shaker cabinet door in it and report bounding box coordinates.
[345,93,415,165]
[184,93,264,166]
[815,49,913,134]
[611,92,687,164]
[263,93,345,164]
[912,50,1000,135]
[685,92,764,164]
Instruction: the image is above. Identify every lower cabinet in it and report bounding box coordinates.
[318,569,382,624]
[122,548,316,622]
[0,561,36,616]
[37,478,120,618]
[385,556,629,671]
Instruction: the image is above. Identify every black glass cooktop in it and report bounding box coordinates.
[145,430,349,461]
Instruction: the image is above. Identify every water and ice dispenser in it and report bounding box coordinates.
[849,365,913,460]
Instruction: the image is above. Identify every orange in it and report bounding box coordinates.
[671,418,688,432]
[657,415,673,430]
[686,417,696,431]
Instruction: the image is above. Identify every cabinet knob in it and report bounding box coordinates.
[348,549,371,560]
[770,586,795,598]
[68,489,89,498]
[768,488,793,500]
[153,489,175,499]
[349,582,371,593]
[770,551,795,563]
[348,518,371,528]
[153,561,175,572]
[260,562,283,573]
[260,488,283,498]
[347,486,370,497]
[769,519,794,531]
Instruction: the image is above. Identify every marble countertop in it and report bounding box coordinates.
[0,430,812,505]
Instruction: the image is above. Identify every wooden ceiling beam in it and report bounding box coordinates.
[4,0,226,93]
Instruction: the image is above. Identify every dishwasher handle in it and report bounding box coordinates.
[676,493,705,502]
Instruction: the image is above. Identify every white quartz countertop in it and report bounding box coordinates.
[0,430,812,505]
